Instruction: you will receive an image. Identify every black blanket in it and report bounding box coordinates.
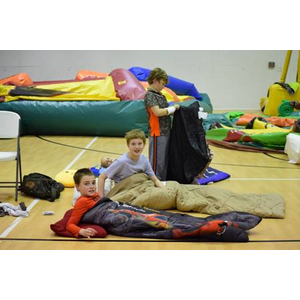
[167,101,211,184]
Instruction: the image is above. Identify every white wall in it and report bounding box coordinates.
[0,50,298,110]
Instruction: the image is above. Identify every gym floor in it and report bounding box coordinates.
[1,132,300,250]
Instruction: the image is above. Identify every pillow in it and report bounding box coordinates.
[0,72,33,86]
[109,68,146,101]
[129,66,202,100]
[75,70,108,80]
[55,169,77,187]
[50,209,107,238]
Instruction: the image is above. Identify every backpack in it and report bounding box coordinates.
[20,173,64,202]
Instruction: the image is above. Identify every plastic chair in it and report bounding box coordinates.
[0,111,22,201]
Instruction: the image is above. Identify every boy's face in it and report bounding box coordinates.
[76,175,96,197]
[152,78,166,92]
[128,138,145,157]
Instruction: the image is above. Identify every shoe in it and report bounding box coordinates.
[19,202,27,211]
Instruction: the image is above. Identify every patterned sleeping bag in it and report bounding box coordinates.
[81,197,262,242]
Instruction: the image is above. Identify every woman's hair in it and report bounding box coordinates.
[73,168,94,185]
[147,68,169,85]
[125,129,146,145]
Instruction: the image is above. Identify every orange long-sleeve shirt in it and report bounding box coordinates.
[66,192,101,237]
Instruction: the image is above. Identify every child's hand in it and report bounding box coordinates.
[155,179,165,188]
[151,175,164,188]
[79,228,97,238]
[174,104,180,110]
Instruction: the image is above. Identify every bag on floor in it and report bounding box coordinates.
[20,173,64,202]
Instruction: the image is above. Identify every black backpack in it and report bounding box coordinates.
[20,173,64,202]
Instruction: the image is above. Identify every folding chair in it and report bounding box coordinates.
[0,111,22,201]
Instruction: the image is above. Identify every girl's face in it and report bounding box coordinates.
[128,138,145,159]
[76,175,96,197]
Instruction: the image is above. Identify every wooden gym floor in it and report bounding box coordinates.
[1,131,300,250]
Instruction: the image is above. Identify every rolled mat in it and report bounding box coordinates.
[278,100,294,117]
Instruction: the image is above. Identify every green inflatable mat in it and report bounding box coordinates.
[0,94,213,136]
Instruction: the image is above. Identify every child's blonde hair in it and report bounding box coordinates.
[125,129,146,146]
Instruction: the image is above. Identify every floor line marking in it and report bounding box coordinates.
[64,137,98,170]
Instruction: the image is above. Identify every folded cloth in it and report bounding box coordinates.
[0,202,29,217]
[197,167,230,185]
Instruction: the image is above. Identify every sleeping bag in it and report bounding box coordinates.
[167,101,211,183]
[81,197,262,242]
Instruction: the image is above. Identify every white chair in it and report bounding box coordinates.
[0,111,22,201]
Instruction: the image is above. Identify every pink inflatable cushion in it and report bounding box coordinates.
[109,68,146,100]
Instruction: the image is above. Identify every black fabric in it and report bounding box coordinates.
[274,82,295,95]
[0,207,6,217]
[81,198,262,242]
[167,101,211,183]
[9,86,67,97]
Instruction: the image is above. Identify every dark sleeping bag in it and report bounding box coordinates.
[81,197,262,242]
[167,101,211,184]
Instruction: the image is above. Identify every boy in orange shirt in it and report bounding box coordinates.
[66,168,100,238]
